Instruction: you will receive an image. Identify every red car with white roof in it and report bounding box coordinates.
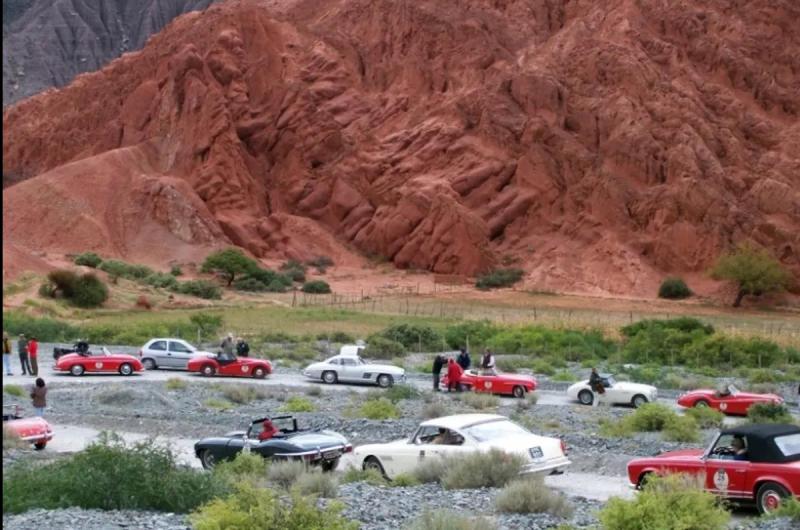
[3,405,53,450]
[441,369,536,398]
[677,384,783,415]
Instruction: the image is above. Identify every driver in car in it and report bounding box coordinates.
[431,428,458,445]
[258,419,279,441]
[715,385,732,398]
[730,436,747,460]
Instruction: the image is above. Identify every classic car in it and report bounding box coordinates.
[3,405,54,450]
[440,370,537,398]
[54,347,144,376]
[677,384,784,415]
[567,373,657,408]
[186,353,272,378]
[303,355,405,388]
[353,413,570,479]
[138,338,216,370]
[627,423,800,513]
[194,415,351,470]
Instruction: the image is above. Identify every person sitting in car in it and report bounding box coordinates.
[258,419,279,441]
[730,436,748,460]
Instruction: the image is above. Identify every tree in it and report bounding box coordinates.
[200,248,258,286]
[710,243,790,307]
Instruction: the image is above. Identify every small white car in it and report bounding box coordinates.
[302,355,405,388]
[567,374,657,408]
[354,414,570,479]
[138,338,214,370]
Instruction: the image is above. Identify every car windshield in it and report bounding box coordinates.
[728,384,740,395]
[774,434,800,457]
[463,419,529,442]
[101,347,111,356]
[604,376,616,386]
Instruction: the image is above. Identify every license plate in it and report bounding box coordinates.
[323,450,341,460]
[529,447,543,459]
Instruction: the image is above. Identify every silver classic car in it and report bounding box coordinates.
[303,355,405,388]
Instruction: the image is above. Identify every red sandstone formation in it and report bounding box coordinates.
[3,0,799,295]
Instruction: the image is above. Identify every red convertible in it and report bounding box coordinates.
[627,424,800,513]
[441,369,537,398]
[677,384,783,415]
[54,347,144,376]
[187,353,272,379]
[3,405,53,450]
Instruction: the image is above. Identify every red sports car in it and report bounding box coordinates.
[677,384,783,415]
[441,369,537,398]
[187,353,272,379]
[627,424,800,513]
[54,348,144,376]
[3,405,54,450]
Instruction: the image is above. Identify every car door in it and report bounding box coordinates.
[168,340,194,369]
[339,358,359,382]
[148,340,168,367]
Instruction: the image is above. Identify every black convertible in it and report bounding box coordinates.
[194,415,351,471]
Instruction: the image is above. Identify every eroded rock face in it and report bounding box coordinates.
[3,0,799,294]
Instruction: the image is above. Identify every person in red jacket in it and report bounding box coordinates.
[28,336,39,376]
[447,358,463,392]
[258,419,279,441]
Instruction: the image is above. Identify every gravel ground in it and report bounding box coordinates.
[2,509,189,530]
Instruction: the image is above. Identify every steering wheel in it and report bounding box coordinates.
[711,446,734,457]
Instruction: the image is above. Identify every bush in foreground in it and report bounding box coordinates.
[599,474,729,530]
[281,396,316,412]
[413,449,525,490]
[340,468,387,486]
[685,407,725,429]
[359,398,400,420]
[747,403,795,424]
[292,469,338,498]
[406,510,497,530]
[266,461,307,490]
[2,435,225,514]
[4,384,24,397]
[495,476,573,517]
[658,277,692,299]
[70,273,109,308]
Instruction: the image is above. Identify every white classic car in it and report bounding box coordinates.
[353,414,570,479]
[567,374,657,407]
[303,355,405,388]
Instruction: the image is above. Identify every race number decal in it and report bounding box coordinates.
[713,469,729,491]
[241,366,249,372]
[95,362,103,369]
[719,403,727,411]
[485,381,492,389]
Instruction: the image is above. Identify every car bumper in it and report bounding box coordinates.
[520,456,571,475]
[20,432,54,443]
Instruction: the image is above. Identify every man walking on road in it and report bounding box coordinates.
[432,354,446,391]
[17,334,31,376]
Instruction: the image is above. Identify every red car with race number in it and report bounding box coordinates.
[441,369,537,398]
[627,423,800,514]
[3,405,54,450]
[54,347,144,376]
[186,352,272,379]
[677,383,783,415]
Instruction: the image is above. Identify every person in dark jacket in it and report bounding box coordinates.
[17,334,31,376]
[236,337,250,357]
[456,348,471,371]
[30,378,47,417]
[432,354,446,391]
[480,349,496,375]
[589,368,605,407]
[447,358,463,392]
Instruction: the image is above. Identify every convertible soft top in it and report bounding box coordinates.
[721,424,800,463]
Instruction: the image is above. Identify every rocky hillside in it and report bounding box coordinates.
[3,0,799,295]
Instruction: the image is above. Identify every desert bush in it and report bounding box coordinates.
[658,277,692,299]
[487,326,614,360]
[302,280,332,294]
[2,312,79,342]
[382,384,420,402]
[406,510,497,530]
[3,436,225,514]
[98,260,154,282]
[190,485,357,530]
[280,260,307,283]
[213,451,269,487]
[219,384,265,404]
[495,477,573,517]
[203,398,233,410]
[440,449,525,489]
[74,252,103,268]
[662,415,700,442]
[340,468,387,486]
[772,497,800,521]
[46,269,79,297]
[316,331,355,343]
[621,318,714,338]
[292,469,337,498]
[260,331,298,343]
[307,256,334,273]
[201,248,259,286]
[170,265,182,276]
[421,401,450,419]
[246,268,293,292]
[550,370,574,382]
[233,277,268,292]
[391,473,420,487]
[363,336,407,358]
[443,320,500,350]
[266,461,307,490]
[459,392,499,410]
[747,403,795,424]
[281,396,316,412]
[135,295,152,310]
[685,407,725,429]
[599,474,729,530]
[4,384,24,397]
[515,392,538,412]
[531,359,556,376]
[711,242,791,307]
[376,323,442,351]
[360,398,400,420]
[305,386,323,397]
[70,274,109,308]
[165,378,187,391]
[173,279,222,300]
[476,268,524,289]
[627,403,675,432]
[144,272,179,290]
[188,313,223,340]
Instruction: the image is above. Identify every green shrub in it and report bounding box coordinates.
[280,260,307,283]
[233,277,268,292]
[266,461,307,489]
[772,497,800,521]
[46,269,79,296]
[531,359,556,376]
[173,280,222,300]
[340,468,387,486]
[658,278,692,299]
[628,403,676,432]
[391,473,420,487]
[443,321,500,350]
[190,485,358,530]
[363,335,407,358]
[476,268,524,290]
[203,398,233,410]
[406,510,497,530]
[4,384,24,397]
[550,370,574,382]
[599,474,729,530]
[170,265,183,276]
[600,403,700,442]
[218,384,265,404]
[188,313,224,340]
[281,396,316,412]
[165,378,187,391]
[38,282,55,298]
[376,323,442,351]
[495,477,573,516]
[440,449,525,489]
[2,312,79,342]
[360,398,400,419]
[382,384,420,402]
[292,469,337,498]
[685,407,725,429]
[70,274,109,308]
[413,457,449,484]
[622,318,714,338]
[98,260,154,282]
[213,452,269,485]
[246,268,293,292]
[747,403,795,424]
[305,386,323,397]
[74,252,103,268]
[144,272,179,290]
[302,280,332,294]
[201,248,259,286]
[3,436,226,514]
[662,415,700,442]
[487,326,614,360]
[459,392,499,410]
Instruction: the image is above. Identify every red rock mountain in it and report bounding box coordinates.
[3,0,799,295]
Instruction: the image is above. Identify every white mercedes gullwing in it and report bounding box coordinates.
[353,414,570,479]
[303,355,405,388]
[566,373,657,408]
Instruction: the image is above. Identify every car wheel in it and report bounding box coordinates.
[200,449,217,470]
[632,394,648,408]
[201,364,216,377]
[512,385,525,398]
[694,399,710,408]
[578,390,593,405]
[119,363,133,376]
[363,456,387,478]
[637,472,652,490]
[70,364,85,376]
[142,358,157,370]
[377,374,393,388]
[322,371,338,384]
[321,458,340,472]
[756,481,790,514]
[252,367,267,379]
[34,441,47,451]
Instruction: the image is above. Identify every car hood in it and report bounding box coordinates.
[686,389,781,400]
[5,417,52,437]
[654,448,705,460]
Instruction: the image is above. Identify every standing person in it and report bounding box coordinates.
[3,332,12,376]
[30,378,47,417]
[481,349,497,375]
[456,348,471,371]
[589,368,605,407]
[28,336,39,376]
[447,358,463,392]
[432,354,446,391]
[236,337,250,357]
[17,334,31,376]
[220,333,234,356]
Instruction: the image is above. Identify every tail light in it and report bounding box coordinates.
[560,439,567,455]
[344,444,353,453]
